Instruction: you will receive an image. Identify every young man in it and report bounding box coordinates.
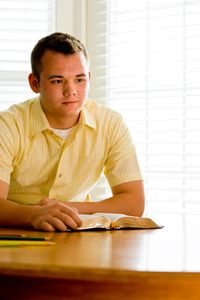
[0,32,144,231]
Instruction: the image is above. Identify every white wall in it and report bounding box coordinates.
[56,0,86,44]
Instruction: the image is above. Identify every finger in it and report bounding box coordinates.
[38,221,56,232]
[57,212,81,230]
[72,207,79,213]
[58,204,82,227]
[38,202,82,229]
[43,216,68,231]
[37,216,66,232]
[48,210,79,230]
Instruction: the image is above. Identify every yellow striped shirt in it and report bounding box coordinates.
[0,97,142,204]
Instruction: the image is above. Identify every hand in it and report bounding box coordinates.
[30,198,82,232]
[38,198,77,213]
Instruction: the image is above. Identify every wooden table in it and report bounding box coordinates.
[0,214,200,299]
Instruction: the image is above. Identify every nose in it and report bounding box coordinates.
[63,82,77,96]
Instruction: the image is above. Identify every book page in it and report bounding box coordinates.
[111,216,162,229]
[78,215,111,230]
[80,213,128,221]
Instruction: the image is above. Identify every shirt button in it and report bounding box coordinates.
[58,173,62,178]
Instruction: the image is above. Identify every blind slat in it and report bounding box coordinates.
[0,0,55,108]
[87,0,200,215]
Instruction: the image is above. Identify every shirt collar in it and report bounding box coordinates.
[29,98,97,137]
[79,105,97,130]
[29,97,50,137]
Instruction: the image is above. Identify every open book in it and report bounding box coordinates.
[74,213,162,231]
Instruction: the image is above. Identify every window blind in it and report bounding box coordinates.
[0,0,55,110]
[87,0,200,217]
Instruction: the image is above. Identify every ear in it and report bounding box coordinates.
[28,73,40,93]
[88,71,91,83]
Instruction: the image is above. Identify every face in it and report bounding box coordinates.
[28,50,91,129]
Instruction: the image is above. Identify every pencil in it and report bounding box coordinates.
[0,235,52,241]
[0,240,55,247]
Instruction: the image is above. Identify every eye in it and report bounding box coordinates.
[51,79,63,84]
[75,78,86,84]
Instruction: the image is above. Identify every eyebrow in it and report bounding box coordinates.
[48,73,87,80]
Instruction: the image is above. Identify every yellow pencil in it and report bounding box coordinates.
[0,240,55,247]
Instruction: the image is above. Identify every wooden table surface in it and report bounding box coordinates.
[0,213,200,300]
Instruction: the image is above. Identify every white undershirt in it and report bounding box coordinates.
[51,127,73,140]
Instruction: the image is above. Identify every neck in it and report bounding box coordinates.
[47,114,80,129]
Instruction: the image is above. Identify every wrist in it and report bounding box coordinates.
[21,204,40,228]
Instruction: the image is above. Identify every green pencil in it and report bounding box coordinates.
[0,235,52,241]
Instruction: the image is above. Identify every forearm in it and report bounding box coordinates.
[0,197,35,227]
[68,194,143,216]
[68,181,145,216]
[0,197,82,231]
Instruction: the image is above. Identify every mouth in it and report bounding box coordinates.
[62,101,78,105]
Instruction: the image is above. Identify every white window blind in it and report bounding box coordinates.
[0,0,55,110]
[87,0,200,217]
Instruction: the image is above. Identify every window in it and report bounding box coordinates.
[87,0,200,219]
[0,0,55,110]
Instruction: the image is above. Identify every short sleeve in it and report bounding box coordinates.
[104,116,142,187]
[0,112,19,184]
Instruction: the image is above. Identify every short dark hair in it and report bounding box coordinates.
[31,32,89,80]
